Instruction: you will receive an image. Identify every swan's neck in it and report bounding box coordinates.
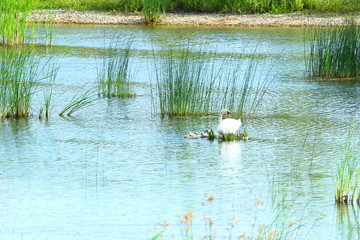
[218,112,224,123]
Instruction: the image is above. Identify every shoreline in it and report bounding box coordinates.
[29,9,360,27]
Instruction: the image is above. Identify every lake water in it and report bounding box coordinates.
[0,24,359,239]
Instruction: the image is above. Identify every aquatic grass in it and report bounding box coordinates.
[306,19,360,80]
[335,116,359,205]
[154,46,220,117]
[59,88,96,116]
[0,0,38,46]
[0,47,41,118]
[154,46,272,117]
[42,67,58,118]
[221,57,273,117]
[98,40,134,98]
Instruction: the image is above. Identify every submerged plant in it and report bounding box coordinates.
[98,40,134,98]
[0,0,38,46]
[306,19,360,79]
[335,116,359,205]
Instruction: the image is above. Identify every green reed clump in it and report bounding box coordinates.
[155,46,219,117]
[0,0,38,46]
[98,40,133,98]
[0,47,41,118]
[219,130,248,141]
[143,0,165,23]
[335,117,359,205]
[207,129,216,140]
[154,46,272,117]
[220,57,272,117]
[306,19,360,80]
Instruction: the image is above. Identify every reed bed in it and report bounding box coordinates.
[98,40,134,98]
[0,0,38,46]
[37,0,359,13]
[306,19,360,80]
[154,46,272,117]
[335,117,360,205]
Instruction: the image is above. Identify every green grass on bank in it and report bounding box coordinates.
[37,0,360,14]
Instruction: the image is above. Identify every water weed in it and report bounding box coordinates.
[59,88,96,116]
[98,40,133,98]
[154,46,218,117]
[306,19,360,80]
[0,47,44,118]
[154,46,272,117]
[42,67,58,119]
[0,0,38,46]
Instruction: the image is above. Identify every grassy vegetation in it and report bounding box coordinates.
[59,88,96,116]
[219,130,248,141]
[41,67,58,119]
[98,40,134,98]
[306,19,360,80]
[36,0,360,13]
[0,0,38,46]
[154,46,271,117]
[0,47,54,118]
[143,0,165,23]
[154,47,217,117]
[335,116,360,205]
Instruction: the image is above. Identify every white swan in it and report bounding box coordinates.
[217,109,242,135]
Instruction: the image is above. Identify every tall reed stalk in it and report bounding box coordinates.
[0,0,38,46]
[335,116,360,205]
[154,46,272,117]
[43,67,58,118]
[306,19,360,80]
[98,40,133,98]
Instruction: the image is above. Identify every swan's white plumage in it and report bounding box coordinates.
[217,109,242,135]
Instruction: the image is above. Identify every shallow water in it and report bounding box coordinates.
[0,24,360,239]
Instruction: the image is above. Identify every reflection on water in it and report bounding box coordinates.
[219,141,242,168]
[0,25,359,239]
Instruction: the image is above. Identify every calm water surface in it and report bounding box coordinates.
[0,25,359,239]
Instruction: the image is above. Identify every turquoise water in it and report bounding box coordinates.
[0,24,359,239]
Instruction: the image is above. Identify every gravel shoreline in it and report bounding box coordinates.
[29,9,360,27]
